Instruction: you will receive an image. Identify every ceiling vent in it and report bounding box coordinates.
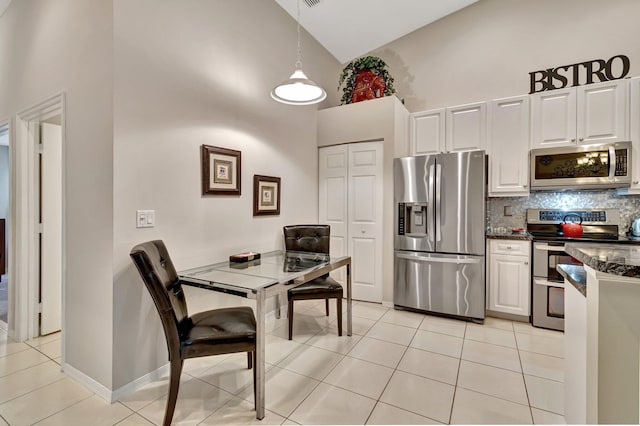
[303,0,321,8]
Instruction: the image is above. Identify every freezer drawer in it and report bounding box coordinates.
[394,251,485,320]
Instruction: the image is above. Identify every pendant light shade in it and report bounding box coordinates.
[271,0,326,105]
[271,69,326,105]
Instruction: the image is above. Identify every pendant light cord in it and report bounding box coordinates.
[295,0,302,69]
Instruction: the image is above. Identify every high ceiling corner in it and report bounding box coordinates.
[274,0,478,64]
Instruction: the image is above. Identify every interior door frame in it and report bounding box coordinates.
[13,93,66,344]
[0,121,10,332]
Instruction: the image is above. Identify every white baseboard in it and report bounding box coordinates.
[111,363,170,403]
[62,306,284,404]
[63,359,170,403]
[61,362,116,402]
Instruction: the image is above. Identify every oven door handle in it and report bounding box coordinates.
[534,278,565,288]
[534,243,566,251]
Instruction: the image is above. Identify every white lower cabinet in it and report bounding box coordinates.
[487,239,531,317]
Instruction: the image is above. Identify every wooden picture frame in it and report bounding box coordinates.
[253,175,281,216]
[201,145,241,195]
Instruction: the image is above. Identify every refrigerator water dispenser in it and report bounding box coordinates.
[398,202,428,236]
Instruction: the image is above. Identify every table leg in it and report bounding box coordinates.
[255,290,266,420]
[347,261,352,336]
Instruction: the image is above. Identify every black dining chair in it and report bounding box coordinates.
[130,240,256,426]
[283,225,343,340]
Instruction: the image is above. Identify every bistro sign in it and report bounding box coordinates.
[529,54,630,94]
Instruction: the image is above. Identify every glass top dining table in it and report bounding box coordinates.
[178,250,352,420]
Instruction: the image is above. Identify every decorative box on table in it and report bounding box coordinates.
[229,252,261,263]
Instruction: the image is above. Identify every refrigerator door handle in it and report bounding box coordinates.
[435,163,442,242]
[395,253,482,264]
[427,163,435,246]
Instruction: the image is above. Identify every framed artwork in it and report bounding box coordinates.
[253,175,281,216]
[201,145,241,195]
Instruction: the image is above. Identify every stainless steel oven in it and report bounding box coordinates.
[532,242,580,330]
[527,208,622,331]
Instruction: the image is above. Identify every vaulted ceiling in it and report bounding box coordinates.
[274,0,478,63]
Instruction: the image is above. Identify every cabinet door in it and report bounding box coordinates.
[445,102,486,152]
[410,108,445,155]
[319,142,384,303]
[319,145,349,284]
[629,77,640,192]
[531,88,576,148]
[488,253,530,316]
[348,142,383,303]
[488,95,530,196]
[577,79,629,145]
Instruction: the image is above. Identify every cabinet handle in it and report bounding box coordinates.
[571,139,576,142]
[524,261,529,265]
[523,184,528,188]
[634,181,639,184]
[579,138,584,142]
[506,246,512,249]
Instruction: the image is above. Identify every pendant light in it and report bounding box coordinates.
[271,0,327,105]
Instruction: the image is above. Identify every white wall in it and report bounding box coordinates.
[111,0,341,389]
[0,1,114,388]
[373,0,640,112]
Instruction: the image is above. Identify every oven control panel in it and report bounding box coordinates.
[527,209,619,225]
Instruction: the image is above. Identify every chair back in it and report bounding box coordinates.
[283,225,330,255]
[130,240,190,359]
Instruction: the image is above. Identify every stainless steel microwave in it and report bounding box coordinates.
[530,141,632,191]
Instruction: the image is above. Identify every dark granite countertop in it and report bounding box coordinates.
[557,264,587,297]
[564,244,640,279]
[486,232,531,241]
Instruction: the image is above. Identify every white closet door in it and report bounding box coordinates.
[318,145,348,284]
[348,141,383,302]
[40,123,62,335]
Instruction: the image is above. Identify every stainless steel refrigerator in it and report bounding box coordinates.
[394,151,486,322]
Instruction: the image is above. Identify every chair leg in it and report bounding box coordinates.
[247,351,252,369]
[337,297,343,337]
[288,299,294,340]
[164,358,183,426]
[325,298,329,316]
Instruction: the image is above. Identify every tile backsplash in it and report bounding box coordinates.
[487,190,640,234]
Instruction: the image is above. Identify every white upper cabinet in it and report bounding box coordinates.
[626,77,640,193]
[530,88,576,148]
[577,79,629,145]
[446,101,487,152]
[487,95,530,196]
[531,79,629,149]
[409,108,445,155]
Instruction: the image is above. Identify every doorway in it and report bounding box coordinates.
[39,120,62,335]
[12,94,65,342]
[0,124,9,328]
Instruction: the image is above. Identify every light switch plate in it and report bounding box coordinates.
[136,210,156,228]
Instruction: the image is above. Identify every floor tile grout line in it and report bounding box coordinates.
[28,392,96,426]
[281,326,364,424]
[0,358,52,381]
[513,324,536,424]
[447,320,467,424]
[0,375,69,416]
[362,305,415,425]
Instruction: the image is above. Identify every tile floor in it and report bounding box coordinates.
[0,300,566,425]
